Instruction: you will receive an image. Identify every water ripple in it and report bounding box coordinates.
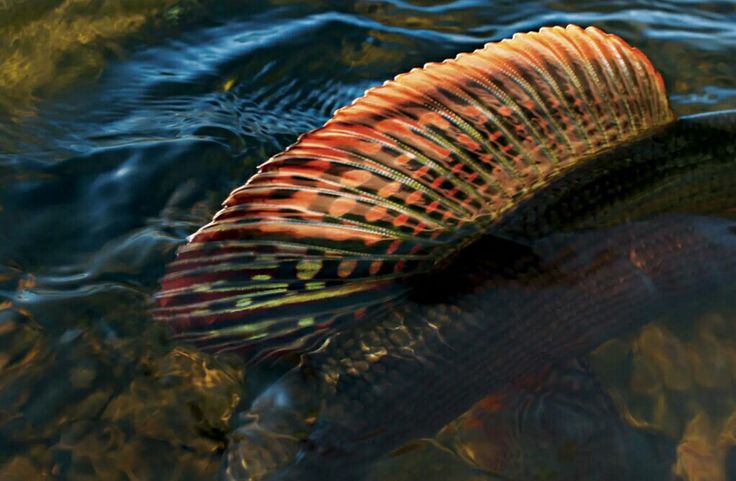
[1,2,736,480]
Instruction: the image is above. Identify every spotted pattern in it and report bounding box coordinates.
[153,25,674,358]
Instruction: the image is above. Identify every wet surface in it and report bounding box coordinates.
[1,1,735,480]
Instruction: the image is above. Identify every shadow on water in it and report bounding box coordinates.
[1,1,736,480]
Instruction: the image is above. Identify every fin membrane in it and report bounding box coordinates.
[153,25,675,358]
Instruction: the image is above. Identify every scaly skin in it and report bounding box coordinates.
[222,113,736,481]
[497,110,736,236]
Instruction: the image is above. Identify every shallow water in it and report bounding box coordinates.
[1,1,735,480]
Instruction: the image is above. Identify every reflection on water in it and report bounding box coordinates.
[1,1,736,480]
[0,0,194,117]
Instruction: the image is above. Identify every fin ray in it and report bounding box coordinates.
[155,25,674,358]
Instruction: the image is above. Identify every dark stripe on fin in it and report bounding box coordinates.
[153,25,674,359]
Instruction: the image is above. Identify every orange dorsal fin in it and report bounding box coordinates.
[153,25,674,358]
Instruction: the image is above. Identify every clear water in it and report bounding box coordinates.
[1,1,735,480]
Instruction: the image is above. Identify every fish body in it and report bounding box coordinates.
[226,213,736,481]
[223,110,736,479]
[222,109,736,481]
[151,25,736,481]
[219,98,736,481]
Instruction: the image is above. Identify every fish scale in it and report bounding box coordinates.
[496,111,736,238]
[153,26,673,357]
[210,28,736,480]
[225,213,736,481]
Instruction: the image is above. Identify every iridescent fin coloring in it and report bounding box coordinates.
[153,25,674,358]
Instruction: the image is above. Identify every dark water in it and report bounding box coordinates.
[1,1,735,480]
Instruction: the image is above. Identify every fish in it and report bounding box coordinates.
[152,25,736,480]
[221,213,736,481]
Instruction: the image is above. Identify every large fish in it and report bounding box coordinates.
[153,26,736,480]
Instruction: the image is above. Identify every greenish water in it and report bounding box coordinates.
[1,1,735,480]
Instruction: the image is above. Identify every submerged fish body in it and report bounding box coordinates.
[225,213,736,481]
[152,25,736,480]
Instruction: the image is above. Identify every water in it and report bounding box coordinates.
[1,1,735,480]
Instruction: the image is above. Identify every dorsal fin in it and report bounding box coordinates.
[153,25,674,359]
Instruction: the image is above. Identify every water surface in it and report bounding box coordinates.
[1,1,735,480]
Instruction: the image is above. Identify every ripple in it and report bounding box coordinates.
[1,2,736,480]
